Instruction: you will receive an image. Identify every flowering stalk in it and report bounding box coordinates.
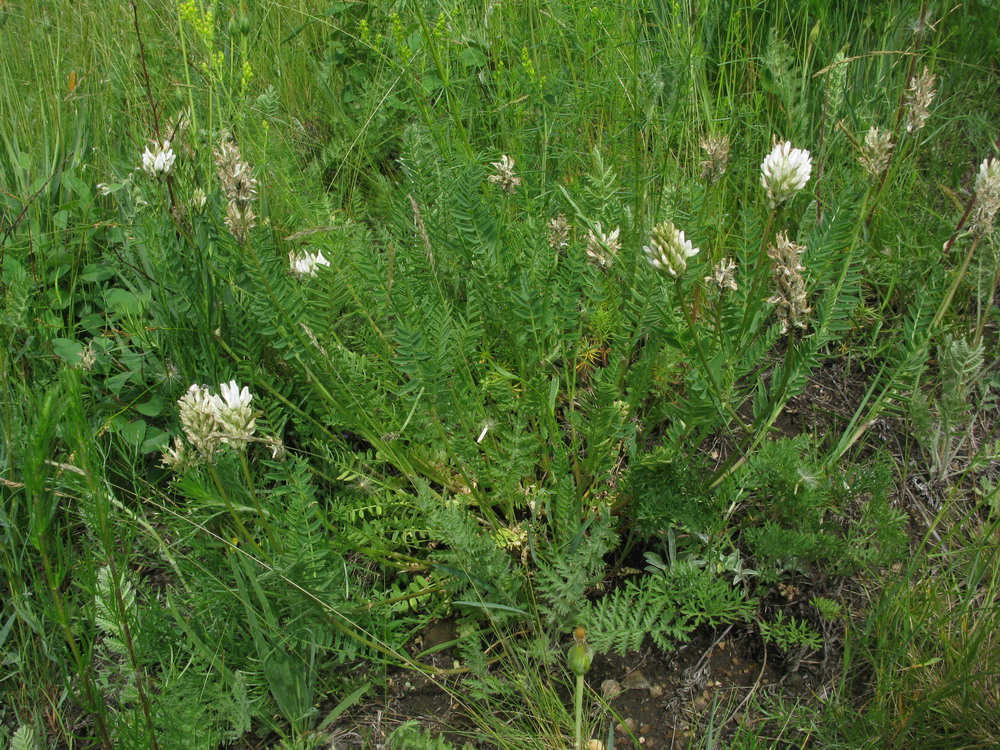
[567,627,593,750]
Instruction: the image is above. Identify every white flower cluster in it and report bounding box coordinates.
[644,221,699,278]
[761,140,812,208]
[289,250,331,278]
[164,380,259,469]
[141,141,176,177]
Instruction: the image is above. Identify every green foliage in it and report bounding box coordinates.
[759,610,823,653]
[585,564,755,657]
[911,335,989,480]
[388,720,470,750]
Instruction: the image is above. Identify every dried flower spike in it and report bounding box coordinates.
[859,126,894,178]
[972,157,1000,236]
[761,140,812,208]
[700,134,730,183]
[548,215,571,250]
[585,223,621,268]
[161,436,189,471]
[905,67,937,134]
[141,141,176,177]
[487,155,522,194]
[215,140,258,243]
[767,232,811,333]
[705,257,738,291]
[644,221,699,278]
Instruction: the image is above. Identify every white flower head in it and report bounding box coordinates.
[289,249,331,278]
[178,383,218,459]
[644,221,699,277]
[141,140,176,177]
[210,380,256,446]
[761,140,812,208]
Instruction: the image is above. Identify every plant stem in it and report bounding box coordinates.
[575,672,584,750]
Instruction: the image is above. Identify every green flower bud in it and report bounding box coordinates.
[567,626,593,676]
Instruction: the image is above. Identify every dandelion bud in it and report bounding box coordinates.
[585,223,621,268]
[766,232,811,333]
[567,626,593,676]
[699,134,730,183]
[972,157,1000,236]
[210,380,257,447]
[288,249,331,278]
[487,155,521,194]
[141,141,176,177]
[905,67,936,134]
[859,126,894,178]
[644,220,699,277]
[761,140,812,208]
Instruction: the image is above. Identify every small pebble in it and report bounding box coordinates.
[639,724,651,735]
[601,678,623,700]
[648,684,664,699]
[622,670,651,691]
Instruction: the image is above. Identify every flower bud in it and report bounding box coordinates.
[567,626,593,676]
[644,221,699,278]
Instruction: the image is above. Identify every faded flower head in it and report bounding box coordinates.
[289,249,331,278]
[700,134,730,183]
[972,157,1000,236]
[190,187,207,211]
[161,436,189,471]
[644,220,699,278]
[75,343,97,371]
[178,384,219,460]
[141,141,176,177]
[585,223,621,267]
[225,202,256,244]
[548,215,571,250]
[215,139,258,243]
[859,126,894,178]
[767,232,811,333]
[487,155,521,194]
[905,67,937,134]
[210,380,256,447]
[761,140,812,208]
[215,141,258,204]
[705,257,738,291]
